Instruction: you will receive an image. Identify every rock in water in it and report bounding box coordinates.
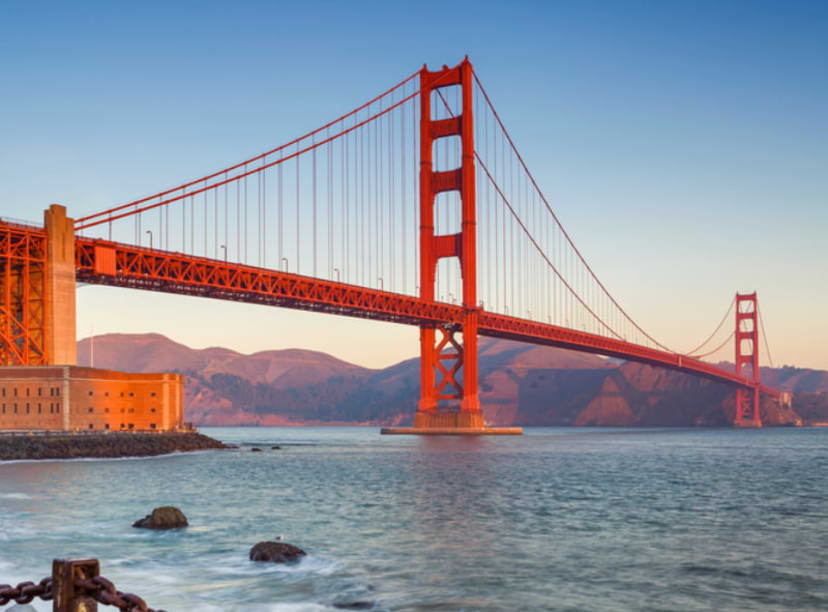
[251,447,262,452]
[133,506,189,529]
[249,541,306,563]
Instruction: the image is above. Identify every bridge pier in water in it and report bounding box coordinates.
[381,58,520,435]
[734,292,763,428]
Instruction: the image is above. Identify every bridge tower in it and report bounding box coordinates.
[734,292,761,427]
[413,58,483,430]
[0,204,77,366]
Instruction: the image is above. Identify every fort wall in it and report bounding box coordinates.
[0,366,183,431]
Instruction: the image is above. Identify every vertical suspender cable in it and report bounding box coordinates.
[182,191,186,253]
[236,176,240,261]
[389,88,395,292]
[296,142,300,274]
[345,122,350,282]
[341,120,346,280]
[400,86,407,294]
[327,127,332,278]
[378,99,384,288]
[360,109,365,286]
[203,187,207,257]
[278,160,283,266]
[243,168,248,264]
[256,172,261,265]
[313,134,317,278]
[223,173,228,259]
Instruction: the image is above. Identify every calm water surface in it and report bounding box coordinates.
[1,427,826,611]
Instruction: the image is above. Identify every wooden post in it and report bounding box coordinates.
[52,559,99,612]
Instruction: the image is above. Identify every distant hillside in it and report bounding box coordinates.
[713,361,828,393]
[78,334,828,427]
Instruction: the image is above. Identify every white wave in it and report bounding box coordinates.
[0,492,32,499]
[0,449,220,466]
[200,554,342,579]
[192,605,336,612]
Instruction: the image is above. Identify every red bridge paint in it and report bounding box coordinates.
[0,58,779,429]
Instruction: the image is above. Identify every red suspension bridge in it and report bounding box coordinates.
[0,58,779,430]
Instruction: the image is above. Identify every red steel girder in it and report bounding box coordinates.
[75,238,463,328]
[74,235,776,399]
[0,221,48,365]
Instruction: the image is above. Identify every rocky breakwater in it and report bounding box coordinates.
[0,431,228,461]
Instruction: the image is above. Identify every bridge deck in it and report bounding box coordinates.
[74,236,774,395]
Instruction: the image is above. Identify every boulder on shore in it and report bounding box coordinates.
[249,541,306,563]
[133,506,189,529]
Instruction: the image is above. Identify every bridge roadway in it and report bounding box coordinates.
[74,235,775,397]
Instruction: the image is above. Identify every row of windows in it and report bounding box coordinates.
[1,387,60,397]
[86,390,157,397]
[86,407,158,414]
[87,423,157,430]
[1,388,161,399]
[1,403,60,414]
[1,403,158,416]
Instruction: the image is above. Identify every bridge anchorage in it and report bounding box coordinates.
[1,57,782,433]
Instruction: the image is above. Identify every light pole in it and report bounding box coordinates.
[145,230,153,250]
[377,277,384,291]
[280,257,289,272]
[334,268,340,282]
[219,245,227,262]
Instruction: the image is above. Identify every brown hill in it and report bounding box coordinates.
[77,334,823,427]
[78,334,367,387]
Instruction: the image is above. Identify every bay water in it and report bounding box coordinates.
[1,427,826,611]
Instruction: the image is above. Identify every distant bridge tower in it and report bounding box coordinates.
[734,292,761,427]
[414,58,483,430]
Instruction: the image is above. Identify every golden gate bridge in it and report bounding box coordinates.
[0,58,778,430]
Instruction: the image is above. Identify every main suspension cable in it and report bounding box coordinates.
[758,306,775,368]
[475,152,621,338]
[471,70,679,354]
[77,70,422,225]
[691,330,735,360]
[685,296,736,357]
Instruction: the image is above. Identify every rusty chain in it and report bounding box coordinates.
[75,575,167,612]
[1,573,166,612]
[0,577,53,605]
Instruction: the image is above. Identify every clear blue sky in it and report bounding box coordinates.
[1,1,826,369]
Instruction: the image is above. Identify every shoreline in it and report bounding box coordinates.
[0,431,229,461]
